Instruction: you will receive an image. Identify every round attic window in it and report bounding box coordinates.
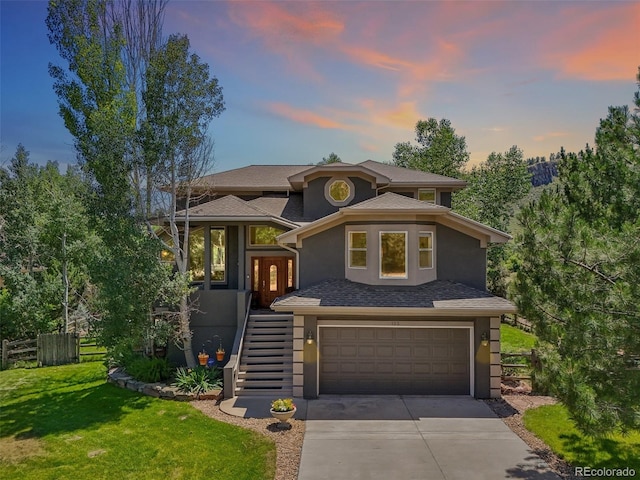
[325,177,355,206]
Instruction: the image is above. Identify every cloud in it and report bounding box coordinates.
[540,3,640,81]
[483,127,506,133]
[265,102,351,130]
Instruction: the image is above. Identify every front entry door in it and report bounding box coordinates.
[252,257,290,308]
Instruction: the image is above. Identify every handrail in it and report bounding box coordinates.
[223,293,252,399]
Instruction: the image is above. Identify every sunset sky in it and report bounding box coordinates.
[1,0,638,173]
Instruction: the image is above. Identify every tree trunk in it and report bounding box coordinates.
[62,233,70,333]
[179,295,195,367]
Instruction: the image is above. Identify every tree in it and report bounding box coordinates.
[143,34,225,367]
[392,118,469,177]
[512,70,640,435]
[453,146,531,295]
[46,0,172,351]
[0,145,96,339]
[318,152,342,165]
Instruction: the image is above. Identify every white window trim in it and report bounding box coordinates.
[418,188,436,204]
[418,231,434,270]
[347,231,367,269]
[210,226,226,283]
[379,231,408,279]
[325,177,355,206]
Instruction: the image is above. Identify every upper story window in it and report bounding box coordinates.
[379,231,407,279]
[249,225,286,246]
[188,228,206,282]
[418,188,436,204]
[418,232,433,269]
[348,231,367,268]
[325,177,355,206]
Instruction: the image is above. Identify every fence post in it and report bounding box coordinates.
[1,339,8,369]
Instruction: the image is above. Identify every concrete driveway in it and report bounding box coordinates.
[297,396,560,480]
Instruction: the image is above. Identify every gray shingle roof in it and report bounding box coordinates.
[193,165,309,190]
[358,160,467,186]
[247,195,306,222]
[190,160,466,191]
[345,192,449,211]
[178,195,276,218]
[272,278,515,311]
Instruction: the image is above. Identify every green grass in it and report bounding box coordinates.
[524,404,640,479]
[0,362,276,480]
[79,338,107,363]
[500,324,536,353]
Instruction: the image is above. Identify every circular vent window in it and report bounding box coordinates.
[325,178,355,205]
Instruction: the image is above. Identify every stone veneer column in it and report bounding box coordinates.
[292,315,305,398]
[489,316,501,398]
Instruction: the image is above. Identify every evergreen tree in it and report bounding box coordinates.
[512,70,640,435]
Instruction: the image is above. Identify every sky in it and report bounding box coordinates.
[1,0,639,174]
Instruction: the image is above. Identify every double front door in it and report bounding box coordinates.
[252,257,294,308]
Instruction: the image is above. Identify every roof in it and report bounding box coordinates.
[345,192,450,211]
[277,192,511,247]
[271,278,516,316]
[192,165,309,191]
[358,160,467,187]
[174,195,299,227]
[190,160,466,192]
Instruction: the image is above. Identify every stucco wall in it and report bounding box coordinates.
[298,225,345,288]
[436,224,487,290]
[303,176,376,219]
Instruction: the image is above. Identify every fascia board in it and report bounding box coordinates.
[168,216,299,229]
[271,305,518,316]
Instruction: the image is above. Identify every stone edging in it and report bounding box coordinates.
[107,367,223,402]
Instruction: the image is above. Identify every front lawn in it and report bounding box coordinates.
[501,324,536,353]
[0,362,276,480]
[524,404,640,478]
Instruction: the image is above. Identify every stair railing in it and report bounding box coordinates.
[223,293,252,399]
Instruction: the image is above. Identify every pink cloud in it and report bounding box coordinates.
[540,3,640,81]
[533,132,569,142]
[266,102,350,130]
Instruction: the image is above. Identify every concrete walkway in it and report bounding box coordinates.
[298,396,560,480]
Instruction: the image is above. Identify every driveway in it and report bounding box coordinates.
[297,396,560,480]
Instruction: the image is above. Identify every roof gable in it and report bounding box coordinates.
[358,160,467,187]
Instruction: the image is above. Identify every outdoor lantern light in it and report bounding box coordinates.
[481,331,489,347]
[306,330,314,345]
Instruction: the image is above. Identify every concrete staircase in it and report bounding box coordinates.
[235,313,293,396]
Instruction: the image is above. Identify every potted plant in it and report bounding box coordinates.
[216,344,225,362]
[270,398,296,428]
[198,346,209,366]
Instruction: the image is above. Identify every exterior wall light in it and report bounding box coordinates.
[306,330,315,345]
[481,331,489,347]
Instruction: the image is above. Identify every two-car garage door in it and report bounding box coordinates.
[319,327,470,395]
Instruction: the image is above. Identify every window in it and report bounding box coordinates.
[287,259,294,288]
[419,232,433,269]
[188,228,206,281]
[210,227,226,282]
[269,265,278,291]
[325,177,355,206]
[379,232,407,278]
[249,225,285,246]
[348,231,367,268]
[418,188,436,204]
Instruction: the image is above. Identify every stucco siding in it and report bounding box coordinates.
[303,176,376,219]
[437,224,487,290]
[298,224,345,288]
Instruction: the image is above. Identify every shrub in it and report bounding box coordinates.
[173,366,222,395]
[126,356,173,383]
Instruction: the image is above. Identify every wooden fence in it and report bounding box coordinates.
[501,314,532,332]
[501,349,541,381]
[1,333,86,369]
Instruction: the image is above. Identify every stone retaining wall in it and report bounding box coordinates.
[107,367,223,402]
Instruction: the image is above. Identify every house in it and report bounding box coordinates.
[170,160,516,400]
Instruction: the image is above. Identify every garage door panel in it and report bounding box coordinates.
[320,327,470,395]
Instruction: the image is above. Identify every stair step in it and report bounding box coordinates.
[249,314,293,322]
[238,371,292,379]
[245,334,293,341]
[243,347,292,355]
[234,388,293,396]
[239,363,292,371]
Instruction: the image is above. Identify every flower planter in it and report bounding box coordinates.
[270,407,296,428]
[216,351,225,362]
[198,353,209,366]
